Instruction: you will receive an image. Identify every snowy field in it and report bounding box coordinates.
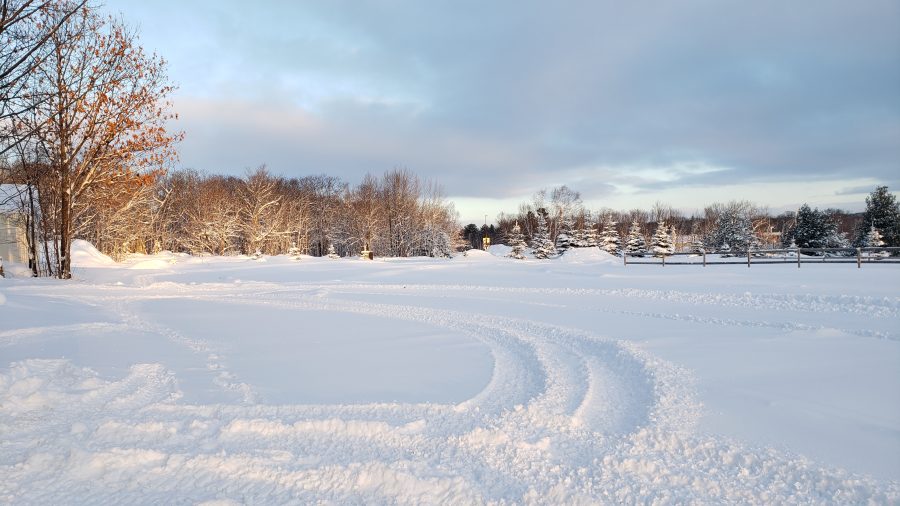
[1,242,898,504]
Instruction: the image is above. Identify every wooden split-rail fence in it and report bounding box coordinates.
[623,247,900,267]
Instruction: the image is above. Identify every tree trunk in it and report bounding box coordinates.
[27,183,38,277]
[59,188,72,279]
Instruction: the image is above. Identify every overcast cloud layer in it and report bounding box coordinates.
[107,0,899,221]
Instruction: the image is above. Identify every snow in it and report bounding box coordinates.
[0,241,898,503]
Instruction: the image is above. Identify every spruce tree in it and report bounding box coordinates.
[531,214,557,259]
[863,226,885,247]
[599,217,621,256]
[690,235,704,254]
[854,186,900,247]
[707,207,757,253]
[583,214,599,248]
[571,223,585,248]
[791,204,839,250]
[288,243,301,260]
[326,244,339,259]
[555,214,574,254]
[650,221,675,256]
[624,220,647,257]
[506,221,527,260]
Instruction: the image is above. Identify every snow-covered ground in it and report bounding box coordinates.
[1,242,898,503]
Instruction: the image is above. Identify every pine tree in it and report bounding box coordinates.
[571,223,585,248]
[506,221,527,260]
[650,221,675,256]
[599,217,621,256]
[624,220,647,257]
[288,242,301,260]
[430,231,452,258]
[326,243,339,259]
[854,186,900,247]
[790,204,840,250]
[707,207,757,253]
[555,214,574,254]
[863,226,885,247]
[531,213,557,259]
[689,235,704,254]
[583,214,599,248]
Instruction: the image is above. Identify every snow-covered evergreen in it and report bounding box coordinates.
[788,204,844,250]
[689,235,704,254]
[707,208,759,252]
[555,214,574,254]
[650,221,675,256]
[624,221,647,257]
[430,230,453,258]
[863,226,885,248]
[571,223,586,248]
[854,185,899,247]
[506,221,527,260]
[531,214,557,259]
[583,214,599,248]
[599,217,621,256]
[326,244,339,259]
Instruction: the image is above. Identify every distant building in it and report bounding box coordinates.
[0,185,30,266]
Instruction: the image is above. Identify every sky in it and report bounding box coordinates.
[104,0,899,224]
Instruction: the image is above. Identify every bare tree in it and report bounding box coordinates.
[1,0,87,160]
[19,5,179,277]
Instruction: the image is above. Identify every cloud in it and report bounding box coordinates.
[108,0,900,210]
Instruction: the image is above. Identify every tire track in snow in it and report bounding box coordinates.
[1,282,898,503]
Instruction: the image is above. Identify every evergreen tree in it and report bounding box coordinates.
[506,221,527,260]
[854,186,900,247]
[650,221,675,256]
[326,243,339,258]
[571,223,586,248]
[790,204,840,250]
[689,235,704,254]
[707,207,758,253]
[599,217,621,256]
[583,214,599,248]
[669,224,678,253]
[531,213,557,259]
[555,214,574,253]
[430,231,453,258]
[863,226,885,247]
[624,220,647,257]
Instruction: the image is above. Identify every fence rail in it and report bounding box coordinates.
[623,247,900,267]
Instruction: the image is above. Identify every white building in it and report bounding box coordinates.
[0,185,30,266]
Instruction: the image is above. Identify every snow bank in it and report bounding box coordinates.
[0,261,34,278]
[556,247,622,265]
[127,258,172,270]
[457,249,500,262]
[487,244,512,257]
[70,239,115,267]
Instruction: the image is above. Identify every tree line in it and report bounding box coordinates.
[478,185,899,258]
[1,2,458,278]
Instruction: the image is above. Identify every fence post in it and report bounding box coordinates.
[857,248,861,268]
[797,247,801,268]
[703,249,706,267]
[662,254,665,267]
[747,249,751,268]
[624,253,627,266]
